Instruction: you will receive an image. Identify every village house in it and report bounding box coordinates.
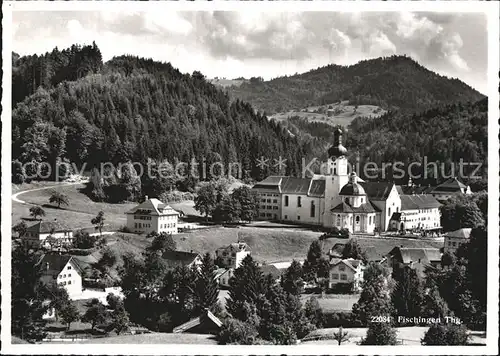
[161,250,202,269]
[444,228,472,255]
[215,268,235,288]
[38,253,83,298]
[389,195,442,232]
[260,265,282,284]
[215,242,251,269]
[173,309,223,334]
[22,219,73,248]
[328,258,365,292]
[125,196,179,235]
[429,177,472,201]
[385,247,441,278]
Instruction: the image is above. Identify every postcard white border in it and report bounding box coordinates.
[1,1,499,355]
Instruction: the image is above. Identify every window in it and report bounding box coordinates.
[388,208,391,217]
[284,215,288,219]
[297,215,301,221]
[273,199,278,203]
[267,199,271,203]
[68,274,71,277]
[361,197,364,203]
[369,216,372,224]
[284,196,289,206]
[297,197,302,207]
[68,281,71,285]
[310,201,315,218]
[59,275,62,279]
[345,197,349,204]
[339,265,345,271]
[336,214,341,226]
[355,216,360,224]
[341,274,347,280]
[332,273,339,279]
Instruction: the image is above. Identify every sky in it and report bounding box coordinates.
[12,10,488,93]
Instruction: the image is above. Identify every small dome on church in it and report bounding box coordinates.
[339,172,366,196]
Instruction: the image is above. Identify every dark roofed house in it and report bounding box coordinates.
[38,253,84,297]
[162,250,202,269]
[386,247,441,278]
[173,309,222,334]
[430,177,471,200]
[360,182,395,201]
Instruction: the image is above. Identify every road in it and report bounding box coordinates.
[11,181,86,205]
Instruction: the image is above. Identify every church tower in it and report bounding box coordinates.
[323,128,350,227]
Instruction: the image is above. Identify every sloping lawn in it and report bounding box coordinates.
[82,332,217,344]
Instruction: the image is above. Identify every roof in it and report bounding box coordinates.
[38,254,82,277]
[328,243,345,257]
[388,247,441,264]
[445,228,472,239]
[339,182,366,196]
[400,195,441,210]
[26,220,71,234]
[172,309,222,333]
[397,185,435,195]
[390,212,402,222]
[126,198,179,216]
[162,250,200,267]
[216,242,250,253]
[331,201,377,213]
[363,246,385,262]
[308,179,326,197]
[260,265,282,280]
[214,268,229,279]
[329,258,363,271]
[253,176,326,197]
[431,178,468,194]
[359,182,394,200]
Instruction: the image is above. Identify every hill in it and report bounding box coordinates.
[12,44,312,191]
[346,97,488,186]
[227,55,484,114]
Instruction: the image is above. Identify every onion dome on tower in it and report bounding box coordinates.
[328,128,348,159]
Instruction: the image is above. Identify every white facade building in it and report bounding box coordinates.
[126,196,179,235]
[215,242,251,269]
[39,254,83,298]
[328,258,365,291]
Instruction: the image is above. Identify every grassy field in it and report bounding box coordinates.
[300,294,360,312]
[269,102,386,128]
[175,225,321,263]
[81,332,218,344]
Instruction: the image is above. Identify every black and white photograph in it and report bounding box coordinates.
[1,1,499,354]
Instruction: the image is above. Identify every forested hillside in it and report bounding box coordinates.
[12,45,312,200]
[346,98,488,187]
[228,55,484,114]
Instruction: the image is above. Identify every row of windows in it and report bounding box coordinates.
[135,215,152,220]
[335,214,373,226]
[135,223,151,228]
[331,273,348,280]
[261,199,278,204]
[260,193,279,197]
[260,213,278,218]
[161,224,175,229]
[261,205,279,210]
[58,280,74,286]
[447,241,463,247]
[160,215,175,220]
[59,273,72,278]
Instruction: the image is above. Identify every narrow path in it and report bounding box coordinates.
[11,181,85,205]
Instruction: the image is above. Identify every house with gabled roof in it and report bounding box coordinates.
[38,253,84,298]
[173,309,222,334]
[161,250,202,270]
[215,242,250,269]
[22,219,73,248]
[444,228,472,255]
[392,194,441,232]
[327,258,365,291]
[386,247,441,278]
[126,196,179,235]
[430,177,472,201]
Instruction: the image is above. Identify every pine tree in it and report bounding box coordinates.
[227,255,265,321]
[281,260,304,295]
[361,322,398,345]
[391,266,424,318]
[192,253,219,313]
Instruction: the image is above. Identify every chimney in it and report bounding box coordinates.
[144,195,149,202]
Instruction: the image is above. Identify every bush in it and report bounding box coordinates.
[106,293,123,310]
[322,311,363,328]
[73,230,98,249]
[421,324,470,345]
[118,225,132,233]
[217,318,259,345]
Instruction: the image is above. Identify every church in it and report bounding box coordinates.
[252,129,441,234]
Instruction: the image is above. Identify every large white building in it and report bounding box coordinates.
[126,196,179,235]
[253,129,406,233]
